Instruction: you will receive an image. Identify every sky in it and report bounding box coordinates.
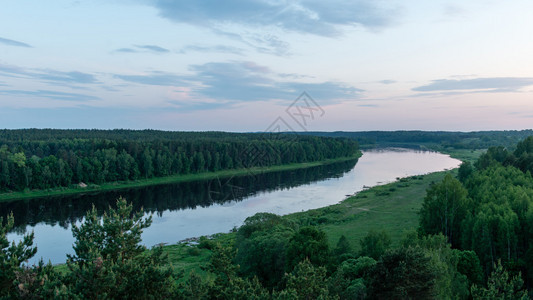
[1,0,533,132]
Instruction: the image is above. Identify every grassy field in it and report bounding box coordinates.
[432,148,485,164]
[162,148,485,277]
[161,171,454,278]
[287,171,453,250]
[0,155,360,202]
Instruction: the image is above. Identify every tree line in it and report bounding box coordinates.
[3,135,532,298]
[303,130,533,149]
[1,159,357,234]
[0,129,358,192]
[4,201,527,298]
[419,136,533,296]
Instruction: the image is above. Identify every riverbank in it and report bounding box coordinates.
[162,148,481,280]
[160,170,455,281]
[51,147,477,277]
[0,154,360,202]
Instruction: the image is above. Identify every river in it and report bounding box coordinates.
[4,148,461,264]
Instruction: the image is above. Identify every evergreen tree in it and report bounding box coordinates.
[66,197,175,298]
[471,260,529,300]
[0,213,37,298]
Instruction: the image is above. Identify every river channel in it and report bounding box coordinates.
[4,148,461,264]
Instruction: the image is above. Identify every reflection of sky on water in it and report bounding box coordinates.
[9,149,460,264]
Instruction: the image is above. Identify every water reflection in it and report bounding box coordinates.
[2,159,358,234]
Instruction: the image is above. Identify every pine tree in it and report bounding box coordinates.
[0,213,37,298]
[66,197,175,298]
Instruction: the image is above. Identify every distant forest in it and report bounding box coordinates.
[302,130,533,149]
[0,129,358,192]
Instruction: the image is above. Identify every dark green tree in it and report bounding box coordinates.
[13,260,71,299]
[458,161,474,183]
[66,197,175,299]
[419,174,470,247]
[206,243,269,300]
[328,257,376,300]
[471,260,528,300]
[456,250,484,287]
[359,229,391,260]
[369,246,438,299]
[275,259,330,300]
[0,213,37,298]
[235,213,296,288]
[286,227,329,272]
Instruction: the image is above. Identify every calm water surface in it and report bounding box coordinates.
[5,149,461,264]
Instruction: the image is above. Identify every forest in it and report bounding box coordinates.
[2,137,533,298]
[0,129,358,192]
[303,129,533,149]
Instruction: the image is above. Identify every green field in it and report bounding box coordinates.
[0,154,360,202]
[162,171,454,279]
[287,171,453,250]
[163,148,484,277]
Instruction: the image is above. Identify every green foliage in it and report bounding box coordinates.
[405,234,470,299]
[237,213,293,239]
[178,270,209,300]
[0,213,37,298]
[13,260,71,299]
[286,227,330,272]
[458,161,474,183]
[328,257,376,299]
[205,243,270,300]
[275,259,331,300]
[368,246,438,299]
[419,173,470,247]
[66,197,175,299]
[235,213,295,289]
[303,130,533,150]
[0,129,358,192]
[331,235,354,266]
[198,236,216,250]
[359,229,391,260]
[456,250,484,286]
[471,260,529,300]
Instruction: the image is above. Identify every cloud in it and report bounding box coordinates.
[379,79,396,84]
[0,89,99,101]
[114,71,186,86]
[0,64,99,85]
[114,61,362,104]
[210,29,290,56]
[413,77,533,92]
[37,71,99,84]
[0,37,32,48]
[152,0,397,37]
[134,44,170,53]
[113,44,170,54]
[179,44,244,55]
[115,48,138,53]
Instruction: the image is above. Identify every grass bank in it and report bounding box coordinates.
[0,154,360,202]
[287,171,453,250]
[163,171,453,279]
[164,148,484,277]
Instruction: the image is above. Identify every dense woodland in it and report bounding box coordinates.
[0,129,358,192]
[2,136,533,298]
[304,129,533,149]
[1,159,357,234]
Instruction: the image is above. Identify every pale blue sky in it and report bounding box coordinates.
[1,0,533,131]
